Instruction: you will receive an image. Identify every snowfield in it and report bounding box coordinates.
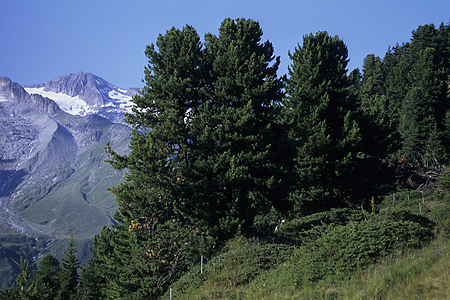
[24,86,134,120]
[25,87,94,116]
[99,87,134,113]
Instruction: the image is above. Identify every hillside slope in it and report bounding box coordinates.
[162,190,450,299]
[0,76,131,290]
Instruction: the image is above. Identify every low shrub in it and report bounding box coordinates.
[293,215,432,282]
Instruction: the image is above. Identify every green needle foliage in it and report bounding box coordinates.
[383,22,450,166]
[284,31,363,214]
[0,238,81,300]
[1,256,36,300]
[57,235,80,300]
[106,18,286,240]
[32,254,61,300]
[186,18,286,238]
[98,17,286,298]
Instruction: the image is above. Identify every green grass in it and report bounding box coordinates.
[161,190,450,299]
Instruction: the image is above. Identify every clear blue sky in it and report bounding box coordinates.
[1,0,449,89]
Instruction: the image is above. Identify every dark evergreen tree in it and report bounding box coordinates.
[101,24,215,299]
[385,23,449,165]
[284,31,362,214]
[383,42,412,130]
[57,235,80,300]
[442,109,450,153]
[399,87,433,163]
[359,54,386,103]
[32,254,61,300]
[408,46,447,132]
[358,54,397,157]
[98,18,285,297]
[184,18,286,238]
[76,255,104,300]
[351,54,399,194]
[106,24,204,226]
[0,256,36,300]
[106,18,285,239]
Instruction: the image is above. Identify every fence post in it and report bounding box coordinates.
[419,202,422,213]
[393,193,395,202]
[201,256,203,274]
[170,288,172,300]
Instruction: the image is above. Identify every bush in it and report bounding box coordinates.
[293,215,432,282]
[438,173,450,190]
[281,206,365,244]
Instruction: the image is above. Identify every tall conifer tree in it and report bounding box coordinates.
[384,23,449,164]
[284,31,362,214]
[184,18,285,238]
[57,235,80,300]
[103,25,213,299]
[100,18,284,297]
[106,25,204,225]
[32,254,61,300]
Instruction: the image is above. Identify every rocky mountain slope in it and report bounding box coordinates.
[0,75,133,289]
[24,72,139,124]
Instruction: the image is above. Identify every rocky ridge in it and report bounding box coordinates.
[24,72,139,124]
[0,75,132,289]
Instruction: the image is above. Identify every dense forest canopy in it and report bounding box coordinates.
[2,18,450,300]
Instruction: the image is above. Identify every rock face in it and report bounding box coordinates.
[1,77,61,115]
[25,72,139,124]
[0,76,132,288]
[0,77,30,101]
[26,72,106,106]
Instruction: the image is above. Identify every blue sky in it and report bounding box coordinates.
[1,0,449,89]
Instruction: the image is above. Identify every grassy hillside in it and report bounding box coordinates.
[161,189,450,299]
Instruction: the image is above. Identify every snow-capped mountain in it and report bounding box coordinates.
[24,72,139,124]
[0,76,132,288]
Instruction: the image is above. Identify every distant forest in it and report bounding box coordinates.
[2,18,450,300]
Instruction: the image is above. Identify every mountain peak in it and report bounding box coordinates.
[26,72,107,106]
[0,77,61,115]
[0,76,30,102]
[24,73,137,124]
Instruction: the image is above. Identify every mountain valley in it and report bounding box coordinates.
[0,73,135,290]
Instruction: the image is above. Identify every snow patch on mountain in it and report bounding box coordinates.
[22,73,138,124]
[98,86,134,114]
[25,87,93,116]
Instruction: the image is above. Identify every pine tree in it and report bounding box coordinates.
[1,256,36,300]
[358,54,397,157]
[57,235,80,300]
[106,24,204,225]
[383,43,412,128]
[102,24,215,299]
[76,253,105,300]
[384,23,450,165]
[359,54,386,103]
[32,254,61,300]
[386,28,448,165]
[100,18,285,297]
[106,18,285,239]
[184,18,286,238]
[284,31,362,214]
